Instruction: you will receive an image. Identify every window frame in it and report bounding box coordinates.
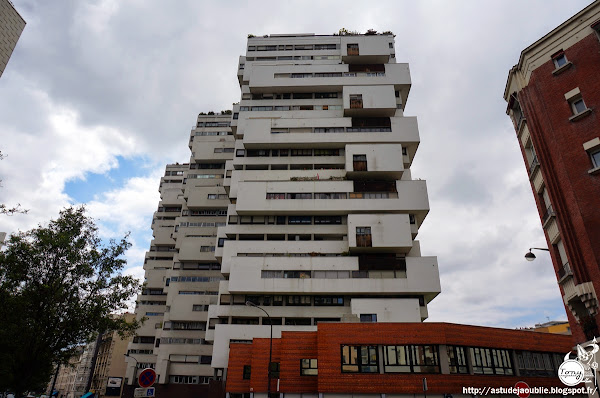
[300,359,318,375]
[341,345,379,373]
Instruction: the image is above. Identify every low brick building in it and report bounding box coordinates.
[226,322,578,398]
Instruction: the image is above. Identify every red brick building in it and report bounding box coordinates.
[504,1,600,343]
[226,322,576,397]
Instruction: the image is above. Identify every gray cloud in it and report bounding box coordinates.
[1,0,592,327]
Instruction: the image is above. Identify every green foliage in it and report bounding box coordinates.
[221,110,232,115]
[0,206,142,395]
[335,28,360,36]
[365,29,378,35]
[248,34,255,38]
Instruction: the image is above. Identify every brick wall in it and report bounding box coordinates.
[518,31,600,343]
[226,322,574,395]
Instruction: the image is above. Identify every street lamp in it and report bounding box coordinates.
[246,301,273,397]
[124,353,139,385]
[525,247,550,261]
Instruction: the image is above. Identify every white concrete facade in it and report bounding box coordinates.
[126,33,440,387]
[208,33,440,373]
[125,115,234,385]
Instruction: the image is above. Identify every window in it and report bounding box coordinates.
[286,295,311,306]
[356,227,372,247]
[350,94,363,109]
[347,43,359,56]
[341,345,378,373]
[470,347,513,375]
[301,359,318,375]
[590,149,600,168]
[314,296,344,306]
[571,98,587,115]
[552,51,568,68]
[243,365,251,380]
[353,154,367,171]
[384,345,440,373]
[447,346,468,374]
[360,314,377,322]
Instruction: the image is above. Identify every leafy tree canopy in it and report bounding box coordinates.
[0,206,142,395]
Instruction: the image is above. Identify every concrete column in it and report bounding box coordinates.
[438,344,450,374]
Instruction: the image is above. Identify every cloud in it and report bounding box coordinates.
[3,0,592,329]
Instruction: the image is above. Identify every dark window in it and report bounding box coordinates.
[314,296,344,306]
[471,347,513,375]
[384,345,440,373]
[353,154,367,171]
[288,216,312,224]
[286,295,311,306]
[301,359,318,375]
[341,345,378,373]
[314,216,342,224]
[447,346,468,374]
[243,365,251,379]
[360,314,377,322]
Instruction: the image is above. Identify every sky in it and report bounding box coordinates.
[0,0,593,329]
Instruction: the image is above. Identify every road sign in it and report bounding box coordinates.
[134,387,155,397]
[138,368,157,388]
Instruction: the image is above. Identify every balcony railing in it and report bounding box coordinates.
[541,205,555,225]
[558,262,572,281]
[528,156,539,176]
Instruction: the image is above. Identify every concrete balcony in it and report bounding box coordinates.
[184,185,229,209]
[239,116,419,148]
[343,85,397,117]
[247,63,410,98]
[225,255,440,300]
[345,144,404,179]
[234,180,430,217]
[220,240,349,275]
[347,214,413,253]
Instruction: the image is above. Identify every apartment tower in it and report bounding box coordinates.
[504,1,600,344]
[207,32,440,382]
[125,32,440,397]
[125,115,234,396]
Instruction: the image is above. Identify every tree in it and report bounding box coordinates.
[0,206,142,396]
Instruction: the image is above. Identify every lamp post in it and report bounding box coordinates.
[246,301,273,397]
[524,247,550,261]
[124,353,139,385]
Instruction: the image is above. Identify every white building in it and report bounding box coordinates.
[126,32,440,393]
[208,32,440,379]
[125,115,234,391]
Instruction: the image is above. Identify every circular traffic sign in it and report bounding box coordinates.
[138,368,157,388]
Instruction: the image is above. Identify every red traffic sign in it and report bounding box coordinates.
[138,368,157,388]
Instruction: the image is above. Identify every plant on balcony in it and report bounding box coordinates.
[247,34,255,38]
[365,29,378,35]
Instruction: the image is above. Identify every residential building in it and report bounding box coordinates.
[124,32,440,397]
[226,323,575,397]
[0,0,25,78]
[90,313,135,397]
[51,342,96,398]
[124,115,234,397]
[207,32,440,385]
[504,1,600,344]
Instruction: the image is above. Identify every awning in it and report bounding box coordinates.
[81,393,95,398]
